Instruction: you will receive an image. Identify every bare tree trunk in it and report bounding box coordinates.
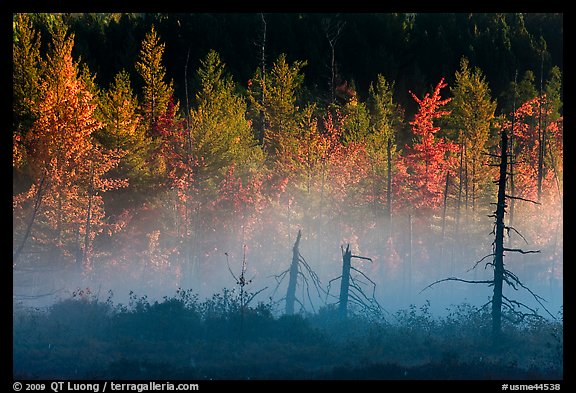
[508,71,518,243]
[537,53,545,203]
[79,157,95,269]
[322,16,345,104]
[472,156,476,212]
[441,172,449,262]
[339,244,352,318]
[285,229,301,315]
[408,213,413,302]
[258,13,267,145]
[453,132,464,271]
[492,130,508,338]
[14,172,46,265]
[386,137,392,222]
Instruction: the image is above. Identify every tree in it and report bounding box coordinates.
[325,244,379,318]
[135,25,174,133]
[158,50,264,285]
[13,13,44,172]
[449,57,497,214]
[321,15,346,104]
[501,70,538,115]
[13,24,126,270]
[366,74,402,220]
[394,78,458,213]
[189,50,264,187]
[97,70,154,195]
[248,53,307,164]
[421,129,553,339]
[270,229,324,315]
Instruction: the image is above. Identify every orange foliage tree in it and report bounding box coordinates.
[13,25,127,271]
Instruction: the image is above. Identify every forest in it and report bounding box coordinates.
[13,13,562,380]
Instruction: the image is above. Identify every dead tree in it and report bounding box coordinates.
[225,246,267,341]
[421,129,554,339]
[285,229,302,314]
[272,230,324,315]
[322,15,346,104]
[339,245,352,316]
[327,244,382,318]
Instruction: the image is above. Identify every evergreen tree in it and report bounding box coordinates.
[135,25,174,133]
[190,50,263,187]
[366,74,402,218]
[449,57,497,211]
[248,53,307,164]
[13,13,44,171]
[98,70,153,194]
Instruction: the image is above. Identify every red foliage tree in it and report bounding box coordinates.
[507,96,563,203]
[394,78,459,213]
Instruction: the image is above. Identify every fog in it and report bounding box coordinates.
[13,188,563,380]
[14,198,563,318]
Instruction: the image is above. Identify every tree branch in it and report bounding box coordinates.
[420,277,494,294]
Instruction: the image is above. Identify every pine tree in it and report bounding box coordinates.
[366,74,402,219]
[248,53,307,163]
[190,50,263,187]
[135,25,174,133]
[98,70,153,194]
[13,13,44,170]
[449,57,497,212]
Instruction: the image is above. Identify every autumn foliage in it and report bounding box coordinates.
[13,15,562,298]
[394,79,459,212]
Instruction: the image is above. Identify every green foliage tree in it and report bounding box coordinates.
[135,25,174,133]
[365,74,402,219]
[97,70,154,197]
[190,50,264,188]
[13,13,44,172]
[501,70,538,115]
[449,57,497,211]
[248,53,307,165]
[545,66,562,122]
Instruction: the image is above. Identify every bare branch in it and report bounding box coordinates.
[244,286,268,306]
[224,253,239,283]
[467,253,496,272]
[13,288,64,299]
[503,247,540,255]
[504,226,530,244]
[420,277,494,294]
[351,255,373,262]
[505,194,541,204]
[325,275,342,303]
[502,270,556,320]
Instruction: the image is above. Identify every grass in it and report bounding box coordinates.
[13,288,563,380]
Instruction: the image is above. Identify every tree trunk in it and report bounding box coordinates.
[79,157,95,269]
[441,171,449,262]
[537,52,545,202]
[13,172,46,265]
[258,13,267,145]
[508,71,517,243]
[492,130,508,338]
[386,137,392,222]
[285,229,301,315]
[339,244,352,318]
[407,213,413,302]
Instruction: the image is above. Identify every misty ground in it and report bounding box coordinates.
[13,288,562,380]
